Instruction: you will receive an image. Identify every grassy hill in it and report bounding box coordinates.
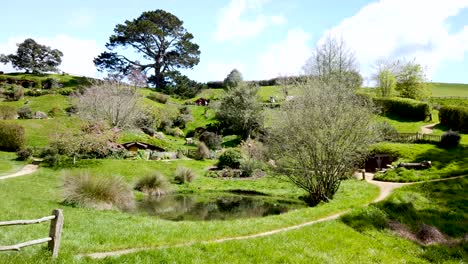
[430,82,468,97]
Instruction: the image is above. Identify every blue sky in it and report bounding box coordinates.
[1,0,468,84]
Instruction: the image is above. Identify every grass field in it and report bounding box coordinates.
[430,82,468,97]
[0,152,24,176]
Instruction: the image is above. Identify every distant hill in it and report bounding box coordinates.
[430,82,468,97]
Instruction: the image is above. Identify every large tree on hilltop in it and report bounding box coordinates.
[0,38,63,74]
[94,10,200,88]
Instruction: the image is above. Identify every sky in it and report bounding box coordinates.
[1,0,468,84]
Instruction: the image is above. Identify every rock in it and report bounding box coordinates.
[33,111,48,119]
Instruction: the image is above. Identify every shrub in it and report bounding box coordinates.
[173,114,193,129]
[0,122,25,151]
[0,106,17,120]
[198,131,221,150]
[373,97,431,121]
[17,106,32,119]
[374,121,399,142]
[147,92,168,104]
[65,105,78,114]
[439,130,461,149]
[223,69,243,88]
[218,148,242,169]
[439,105,468,133]
[195,142,210,160]
[57,88,74,96]
[63,172,134,210]
[174,167,196,184]
[179,106,191,115]
[4,85,24,101]
[42,78,60,89]
[134,173,171,196]
[16,148,32,161]
[166,127,185,137]
[206,81,224,89]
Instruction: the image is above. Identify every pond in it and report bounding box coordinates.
[132,193,306,221]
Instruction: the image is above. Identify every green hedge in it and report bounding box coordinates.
[439,105,468,133]
[373,97,431,121]
[0,122,25,151]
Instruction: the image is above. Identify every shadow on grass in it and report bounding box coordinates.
[341,178,468,262]
[413,145,468,174]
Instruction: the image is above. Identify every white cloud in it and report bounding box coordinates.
[255,28,311,79]
[0,35,101,77]
[214,0,286,42]
[67,9,95,29]
[319,0,468,80]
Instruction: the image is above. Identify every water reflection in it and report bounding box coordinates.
[135,194,305,221]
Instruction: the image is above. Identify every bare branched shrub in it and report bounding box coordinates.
[268,78,378,206]
[134,173,171,196]
[63,172,134,210]
[174,167,196,184]
[75,81,143,129]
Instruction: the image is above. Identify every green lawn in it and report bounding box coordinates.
[0,160,378,263]
[0,152,24,176]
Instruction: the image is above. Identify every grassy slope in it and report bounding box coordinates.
[2,72,92,88]
[430,82,468,97]
[0,151,24,176]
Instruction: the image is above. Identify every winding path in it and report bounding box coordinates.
[0,164,38,180]
[81,173,467,259]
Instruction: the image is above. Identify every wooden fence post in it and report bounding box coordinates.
[48,209,63,258]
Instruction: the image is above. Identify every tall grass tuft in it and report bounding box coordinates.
[135,172,171,196]
[174,167,196,184]
[63,172,134,210]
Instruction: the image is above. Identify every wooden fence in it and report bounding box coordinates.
[0,209,63,258]
[388,132,441,143]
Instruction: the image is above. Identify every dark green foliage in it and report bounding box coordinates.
[218,148,242,169]
[47,107,61,117]
[16,147,32,161]
[24,89,50,96]
[17,106,32,119]
[147,92,168,104]
[164,72,206,98]
[173,114,193,129]
[0,38,63,73]
[207,81,224,88]
[3,85,24,101]
[0,105,17,120]
[0,122,25,151]
[373,97,431,121]
[94,10,200,89]
[439,105,468,133]
[199,131,221,150]
[440,130,461,149]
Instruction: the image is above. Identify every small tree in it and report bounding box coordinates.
[75,81,143,129]
[376,69,396,97]
[395,60,430,100]
[223,69,243,88]
[303,36,361,89]
[0,38,63,74]
[216,83,263,139]
[127,65,148,87]
[268,78,378,206]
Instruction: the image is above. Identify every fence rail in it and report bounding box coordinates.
[387,132,441,143]
[0,209,63,258]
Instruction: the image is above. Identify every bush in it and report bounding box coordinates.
[147,92,168,104]
[173,114,193,129]
[57,88,74,96]
[167,127,185,137]
[195,142,210,160]
[65,105,78,114]
[174,167,196,184]
[42,78,60,89]
[206,81,224,89]
[439,105,468,133]
[439,130,461,149]
[199,131,221,150]
[373,97,431,121]
[134,173,171,196]
[374,121,399,142]
[17,106,32,119]
[16,148,32,161]
[0,122,25,151]
[218,148,242,169]
[4,85,24,101]
[63,172,134,210]
[0,105,17,120]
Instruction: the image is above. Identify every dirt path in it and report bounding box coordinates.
[0,164,39,180]
[421,123,438,134]
[80,174,466,259]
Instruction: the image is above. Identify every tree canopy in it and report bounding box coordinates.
[0,38,63,74]
[94,9,200,89]
[223,69,243,89]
